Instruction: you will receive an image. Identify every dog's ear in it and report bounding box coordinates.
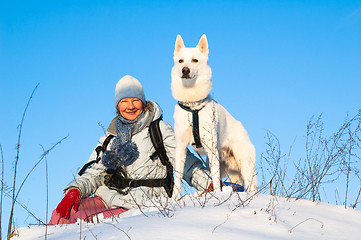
[174,35,185,55]
[197,34,209,56]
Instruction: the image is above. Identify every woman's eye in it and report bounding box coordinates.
[192,58,198,63]
[179,59,184,63]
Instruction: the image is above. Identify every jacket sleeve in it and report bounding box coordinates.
[159,120,211,191]
[63,133,110,198]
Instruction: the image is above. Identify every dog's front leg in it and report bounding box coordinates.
[209,150,221,192]
[173,141,187,200]
[203,132,222,192]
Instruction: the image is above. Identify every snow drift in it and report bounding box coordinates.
[11,187,361,240]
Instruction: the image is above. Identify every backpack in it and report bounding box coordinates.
[78,118,174,197]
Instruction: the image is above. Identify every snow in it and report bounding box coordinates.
[11,187,361,240]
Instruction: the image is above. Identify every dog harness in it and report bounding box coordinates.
[178,96,211,149]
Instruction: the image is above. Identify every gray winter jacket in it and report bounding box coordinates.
[65,101,211,209]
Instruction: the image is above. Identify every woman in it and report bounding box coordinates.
[49,75,211,224]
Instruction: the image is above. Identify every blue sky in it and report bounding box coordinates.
[1,0,360,230]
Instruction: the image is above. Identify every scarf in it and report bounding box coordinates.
[102,111,144,170]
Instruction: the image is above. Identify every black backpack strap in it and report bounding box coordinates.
[78,134,115,176]
[148,118,174,197]
[149,119,167,165]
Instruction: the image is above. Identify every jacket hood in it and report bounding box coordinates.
[108,100,163,136]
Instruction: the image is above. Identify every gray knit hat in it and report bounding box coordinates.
[114,75,146,107]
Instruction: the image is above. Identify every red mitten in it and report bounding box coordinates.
[55,188,81,219]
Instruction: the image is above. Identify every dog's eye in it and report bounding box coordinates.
[192,58,199,63]
[178,59,184,63]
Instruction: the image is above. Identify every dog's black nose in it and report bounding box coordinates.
[182,67,190,76]
[182,67,190,75]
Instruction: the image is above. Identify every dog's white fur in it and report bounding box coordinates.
[171,34,257,199]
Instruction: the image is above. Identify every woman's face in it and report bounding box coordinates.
[117,97,144,120]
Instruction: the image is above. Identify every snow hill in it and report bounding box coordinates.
[11,187,361,240]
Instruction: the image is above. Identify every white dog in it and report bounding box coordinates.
[171,34,257,199]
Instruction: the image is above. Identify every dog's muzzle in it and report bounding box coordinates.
[182,67,191,79]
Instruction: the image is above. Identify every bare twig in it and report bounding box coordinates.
[2,190,44,225]
[259,110,361,207]
[352,188,361,208]
[98,122,107,135]
[289,218,324,233]
[40,145,49,240]
[8,83,39,240]
[14,136,68,206]
[102,222,132,240]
